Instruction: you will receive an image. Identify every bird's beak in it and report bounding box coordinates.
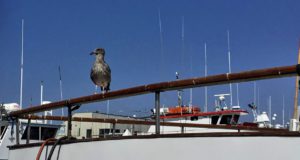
[90,52,95,55]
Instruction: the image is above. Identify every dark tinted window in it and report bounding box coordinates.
[232,115,240,124]
[21,126,58,140]
[211,116,219,124]
[220,115,232,125]
[190,116,198,121]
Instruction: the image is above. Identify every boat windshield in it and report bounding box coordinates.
[220,115,240,125]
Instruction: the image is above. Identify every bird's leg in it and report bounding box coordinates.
[94,85,98,94]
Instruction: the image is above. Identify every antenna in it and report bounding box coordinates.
[20,19,24,109]
[227,30,233,107]
[40,81,43,105]
[204,42,208,112]
[59,66,64,116]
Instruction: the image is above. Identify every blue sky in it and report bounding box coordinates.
[1,0,300,123]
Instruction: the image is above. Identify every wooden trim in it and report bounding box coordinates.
[8,131,300,150]
[9,64,300,117]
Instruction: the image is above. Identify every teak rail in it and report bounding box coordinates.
[9,64,300,117]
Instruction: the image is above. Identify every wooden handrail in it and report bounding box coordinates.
[9,64,300,117]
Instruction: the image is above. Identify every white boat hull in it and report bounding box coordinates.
[9,135,300,160]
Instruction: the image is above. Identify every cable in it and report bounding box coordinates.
[46,136,67,160]
[45,145,48,160]
[36,138,56,160]
[47,136,76,160]
[56,143,62,160]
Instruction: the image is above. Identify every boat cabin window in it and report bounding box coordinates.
[232,115,240,124]
[99,128,110,136]
[99,128,120,137]
[21,126,58,140]
[220,115,232,124]
[211,116,219,125]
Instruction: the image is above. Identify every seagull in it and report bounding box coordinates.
[90,48,111,93]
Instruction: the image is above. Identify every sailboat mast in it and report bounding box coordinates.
[283,95,285,126]
[158,9,164,79]
[20,19,24,109]
[40,81,43,105]
[236,84,240,106]
[293,44,300,120]
[204,43,208,112]
[254,82,257,105]
[227,30,233,107]
[269,96,272,121]
[59,66,64,116]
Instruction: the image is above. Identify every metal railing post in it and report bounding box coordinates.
[67,106,72,139]
[26,118,31,144]
[155,91,160,135]
[15,118,20,145]
[112,123,116,136]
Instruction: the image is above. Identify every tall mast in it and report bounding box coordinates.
[282,95,285,126]
[236,84,240,106]
[227,30,233,107]
[106,100,110,118]
[158,9,164,79]
[59,66,64,116]
[176,72,182,107]
[20,19,24,109]
[204,43,208,112]
[40,81,43,105]
[268,96,272,120]
[257,86,260,113]
[254,82,257,105]
[293,43,300,120]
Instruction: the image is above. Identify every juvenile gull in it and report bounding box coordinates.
[90,48,111,93]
